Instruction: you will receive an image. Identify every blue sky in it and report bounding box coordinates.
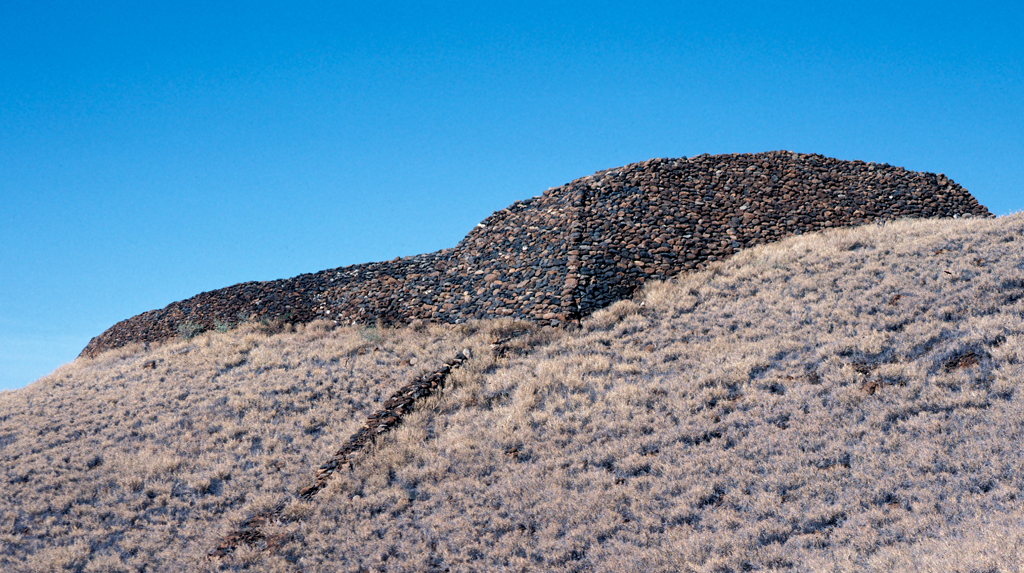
[2,1,1021,391]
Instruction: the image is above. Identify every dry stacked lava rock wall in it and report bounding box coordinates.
[81,151,991,357]
[569,151,990,314]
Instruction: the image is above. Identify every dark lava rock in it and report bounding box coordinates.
[81,151,992,357]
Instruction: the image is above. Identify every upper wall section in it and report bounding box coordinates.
[80,151,990,357]
[571,151,989,313]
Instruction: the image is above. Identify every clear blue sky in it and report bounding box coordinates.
[2,1,1021,391]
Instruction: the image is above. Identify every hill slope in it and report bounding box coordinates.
[3,213,1023,571]
[80,151,990,357]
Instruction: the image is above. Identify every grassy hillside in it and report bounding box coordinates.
[3,214,1024,572]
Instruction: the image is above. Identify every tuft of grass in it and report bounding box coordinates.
[176,320,204,340]
[359,325,382,344]
[257,314,292,335]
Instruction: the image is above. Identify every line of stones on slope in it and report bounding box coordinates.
[299,347,472,499]
[207,345,479,560]
[82,151,991,357]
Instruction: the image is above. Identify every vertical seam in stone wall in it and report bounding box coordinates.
[564,183,587,323]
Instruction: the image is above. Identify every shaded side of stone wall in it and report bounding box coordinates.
[80,151,991,358]
[323,188,581,326]
[431,190,578,323]
[81,189,582,357]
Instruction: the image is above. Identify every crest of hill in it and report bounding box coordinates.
[81,151,991,357]
[3,214,1024,571]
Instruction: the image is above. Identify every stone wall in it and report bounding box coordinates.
[81,151,991,357]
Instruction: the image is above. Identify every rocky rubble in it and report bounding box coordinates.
[81,151,991,357]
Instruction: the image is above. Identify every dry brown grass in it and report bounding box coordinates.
[3,213,1024,572]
